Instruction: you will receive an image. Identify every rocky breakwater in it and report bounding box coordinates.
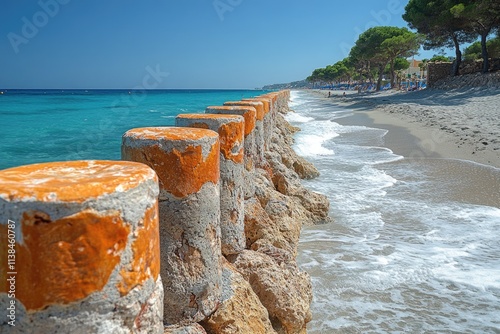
[0,90,330,334]
[200,91,331,334]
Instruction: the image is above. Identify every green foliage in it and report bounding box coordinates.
[307,0,500,89]
[450,0,500,72]
[403,0,474,49]
[350,26,421,90]
[306,58,356,86]
[384,58,410,74]
[403,0,476,75]
[350,26,401,64]
[429,55,452,62]
[394,57,411,71]
[464,36,500,60]
[463,41,482,60]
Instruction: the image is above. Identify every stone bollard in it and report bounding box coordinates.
[0,160,163,333]
[260,93,278,127]
[242,97,272,148]
[176,114,245,256]
[121,127,222,325]
[223,101,265,167]
[205,106,257,199]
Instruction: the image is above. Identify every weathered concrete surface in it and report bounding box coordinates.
[0,160,163,333]
[176,114,245,256]
[122,127,222,325]
[223,101,265,166]
[211,90,328,334]
[200,258,277,334]
[242,97,272,148]
[205,106,257,199]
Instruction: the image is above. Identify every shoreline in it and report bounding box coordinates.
[292,89,500,333]
[309,88,500,169]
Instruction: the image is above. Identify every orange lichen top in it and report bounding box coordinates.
[176,114,244,164]
[206,106,256,137]
[242,98,270,114]
[123,126,218,142]
[260,94,278,104]
[0,160,157,203]
[176,113,243,122]
[224,101,264,121]
[122,127,220,198]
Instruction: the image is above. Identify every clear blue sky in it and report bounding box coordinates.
[0,0,441,89]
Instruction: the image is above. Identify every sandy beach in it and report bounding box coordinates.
[291,89,500,333]
[312,88,500,169]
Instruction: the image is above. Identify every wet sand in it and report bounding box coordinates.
[313,89,500,169]
[307,89,500,208]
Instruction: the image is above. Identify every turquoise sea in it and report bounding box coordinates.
[0,89,268,170]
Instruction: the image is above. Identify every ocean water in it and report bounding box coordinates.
[290,90,500,333]
[0,89,266,170]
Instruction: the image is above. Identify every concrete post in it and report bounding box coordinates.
[175,114,245,256]
[223,101,265,167]
[242,97,272,148]
[0,160,163,333]
[260,93,278,128]
[121,127,222,325]
[205,106,257,199]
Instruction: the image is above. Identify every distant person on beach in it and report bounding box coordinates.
[343,92,346,97]
[328,92,331,97]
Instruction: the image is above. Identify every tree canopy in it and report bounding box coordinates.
[450,0,500,72]
[350,26,420,90]
[404,0,500,74]
[464,36,500,60]
[306,0,500,92]
[403,0,476,75]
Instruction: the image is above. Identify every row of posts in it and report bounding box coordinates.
[0,90,291,333]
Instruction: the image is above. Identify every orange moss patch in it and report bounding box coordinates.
[0,161,157,203]
[242,98,270,114]
[261,93,278,101]
[123,141,220,198]
[6,210,130,311]
[176,115,244,163]
[177,114,242,122]
[224,101,264,121]
[124,127,218,142]
[219,121,244,163]
[118,204,160,296]
[241,110,256,136]
[206,106,256,136]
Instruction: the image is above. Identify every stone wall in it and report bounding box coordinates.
[427,58,500,87]
[427,62,453,87]
[0,90,330,334]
